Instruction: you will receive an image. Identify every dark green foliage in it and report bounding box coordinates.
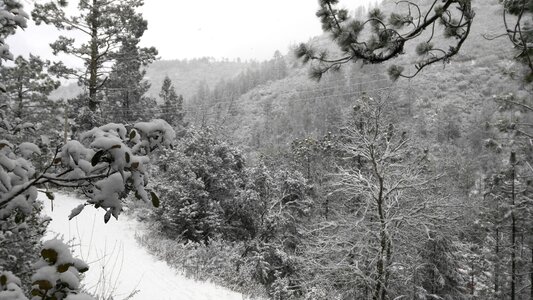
[0,55,60,119]
[0,55,64,149]
[151,127,312,296]
[102,37,158,124]
[0,203,48,289]
[154,128,247,244]
[158,76,186,130]
[481,153,533,299]
[416,42,434,56]
[503,0,533,15]
[389,12,411,29]
[0,0,27,71]
[387,65,404,81]
[150,191,160,208]
[238,165,311,299]
[417,235,467,299]
[66,93,104,134]
[294,44,312,63]
[32,0,156,126]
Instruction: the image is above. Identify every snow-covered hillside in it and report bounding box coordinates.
[40,193,245,300]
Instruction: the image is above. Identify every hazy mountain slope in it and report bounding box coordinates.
[144,58,253,100]
[210,0,530,158]
[50,57,254,101]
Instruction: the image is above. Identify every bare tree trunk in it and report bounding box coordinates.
[530,247,532,300]
[88,0,99,112]
[374,176,389,300]
[382,240,391,300]
[470,258,475,295]
[511,153,516,300]
[16,83,23,119]
[495,227,500,297]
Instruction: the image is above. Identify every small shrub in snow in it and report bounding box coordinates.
[0,240,95,300]
[0,271,28,300]
[29,239,92,300]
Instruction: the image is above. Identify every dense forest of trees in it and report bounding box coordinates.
[1,0,533,299]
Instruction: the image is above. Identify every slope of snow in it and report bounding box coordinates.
[40,193,246,300]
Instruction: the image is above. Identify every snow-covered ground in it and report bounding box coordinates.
[40,193,245,300]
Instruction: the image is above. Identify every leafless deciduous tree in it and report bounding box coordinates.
[302,95,466,299]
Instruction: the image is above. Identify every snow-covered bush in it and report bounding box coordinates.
[0,119,174,299]
[29,239,92,300]
[0,2,176,300]
[0,271,28,300]
[1,119,175,223]
[0,0,28,93]
[153,127,245,244]
[0,239,95,300]
[0,0,28,62]
[0,201,49,289]
[147,140,311,298]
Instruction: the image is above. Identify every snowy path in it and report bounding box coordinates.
[40,193,245,300]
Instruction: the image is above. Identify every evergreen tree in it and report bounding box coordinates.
[103,37,157,124]
[480,92,533,299]
[0,56,64,174]
[239,162,311,298]
[417,234,467,299]
[436,104,462,143]
[0,0,28,89]
[159,76,186,129]
[193,80,210,127]
[0,202,49,290]
[0,55,60,119]
[154,128,246,245]
[32,0,157,128]
[482,152,533,300]
[271,50,288,80]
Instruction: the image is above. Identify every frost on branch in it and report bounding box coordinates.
[0,119,175,223]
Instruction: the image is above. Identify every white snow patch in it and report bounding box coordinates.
[17,142,40,158]
[40,193,246,300]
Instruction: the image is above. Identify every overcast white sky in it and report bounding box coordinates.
[9,0,377,63]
